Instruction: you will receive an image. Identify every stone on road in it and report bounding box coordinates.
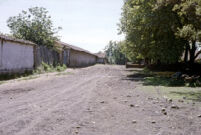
[0,65,200,135]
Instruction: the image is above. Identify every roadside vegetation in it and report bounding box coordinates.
[104,41,127,65]
[126,68,201,102]
[7,7,61,48]
[0,62,67,83]
[141,68,200,87]
[35,62,67,74]
[105,0,201,88]
[119,0,201,65]
[0,7,66,83]
[140,85,201,103]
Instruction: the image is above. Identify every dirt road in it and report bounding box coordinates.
[0,65,200,135]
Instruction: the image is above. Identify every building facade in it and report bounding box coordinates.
[0,35,36,74]
[57,41,98,67]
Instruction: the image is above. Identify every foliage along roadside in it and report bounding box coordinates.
[119,0,201,65]
[104,41,127,65]
[7,7,61,48]
[34,62,67,74]
[0,62,67,82]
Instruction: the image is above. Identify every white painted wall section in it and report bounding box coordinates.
[0,40,34,72]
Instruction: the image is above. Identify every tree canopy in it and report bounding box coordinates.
[7,7,61,47]
[105,41,127,65]
[119,0,201,64]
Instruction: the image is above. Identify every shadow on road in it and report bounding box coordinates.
[123,73,152,82]
[123,68,185,87]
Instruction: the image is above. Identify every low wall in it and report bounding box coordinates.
[62,49,70,66]
[0,40,99,74]
[35,46,61,67]
[0,40,34,74]
[69,50,97,67]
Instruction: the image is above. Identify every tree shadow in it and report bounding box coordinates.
[124,69,143,72]
[0,71,33,81]
[122,73,152,82]
[123,68,186,87]
[170,91,201,102]
[143,77,185,87]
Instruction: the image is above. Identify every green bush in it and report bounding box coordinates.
[34,62,67,74]
[56,64,67,72]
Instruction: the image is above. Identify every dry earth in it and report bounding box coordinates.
[0,65,201,135]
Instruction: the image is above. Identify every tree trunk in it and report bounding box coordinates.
[157,59,161,66]
[184,43,190,63]
[189,41,196,65]
[144,58,149,65]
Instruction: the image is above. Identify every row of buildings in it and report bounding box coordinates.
[0,35,106,74]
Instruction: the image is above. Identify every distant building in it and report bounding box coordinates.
[0,34,103,75]
[56,41,98,67]
[95,52,106,64]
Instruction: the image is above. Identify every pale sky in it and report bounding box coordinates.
[0,0,124,53]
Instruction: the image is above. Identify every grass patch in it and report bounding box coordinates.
[134,68,201,87]
[127,68,201,102]
[144,77,185,87]
[170,91,201,102]
[18,75,39,81]
[0,81,5,85]
[139,85,201,102]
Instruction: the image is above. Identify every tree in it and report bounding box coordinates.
[121,40,144,64]
[119,0,201,65]
[119,0,185,64]
[105,41,126,65]
[7,7,61,47]
[172,0,201,64]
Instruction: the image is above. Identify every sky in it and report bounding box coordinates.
[0,0,124,53]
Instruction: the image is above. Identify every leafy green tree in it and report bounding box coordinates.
[7,7,61,47]
[121,40,144,63]
[105,41,126,65]
[172,0,201,64]
[119,0,185,64]
[119,0,201,65]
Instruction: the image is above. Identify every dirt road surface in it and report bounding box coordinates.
[0,65,201,135]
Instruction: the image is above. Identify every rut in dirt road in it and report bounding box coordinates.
[0,65,200,135]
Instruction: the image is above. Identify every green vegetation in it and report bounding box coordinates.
[0,62,67,84]
[128,68,201,87]
[140,85,201,102]
[0,81,5,85]
[19,75,39,81]
[133,69,201,102]
[7,7,61,47]
[144,77,185,87]
[0,71,33,81]
[170,91,201,102]
[34,62,67,74]
[105,41,127,65]
[119,0,201,65]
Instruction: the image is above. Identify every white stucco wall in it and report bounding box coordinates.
[69,50,97,67]
[0,40,34,73]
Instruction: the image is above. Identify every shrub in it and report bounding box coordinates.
[35,62,67,74]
